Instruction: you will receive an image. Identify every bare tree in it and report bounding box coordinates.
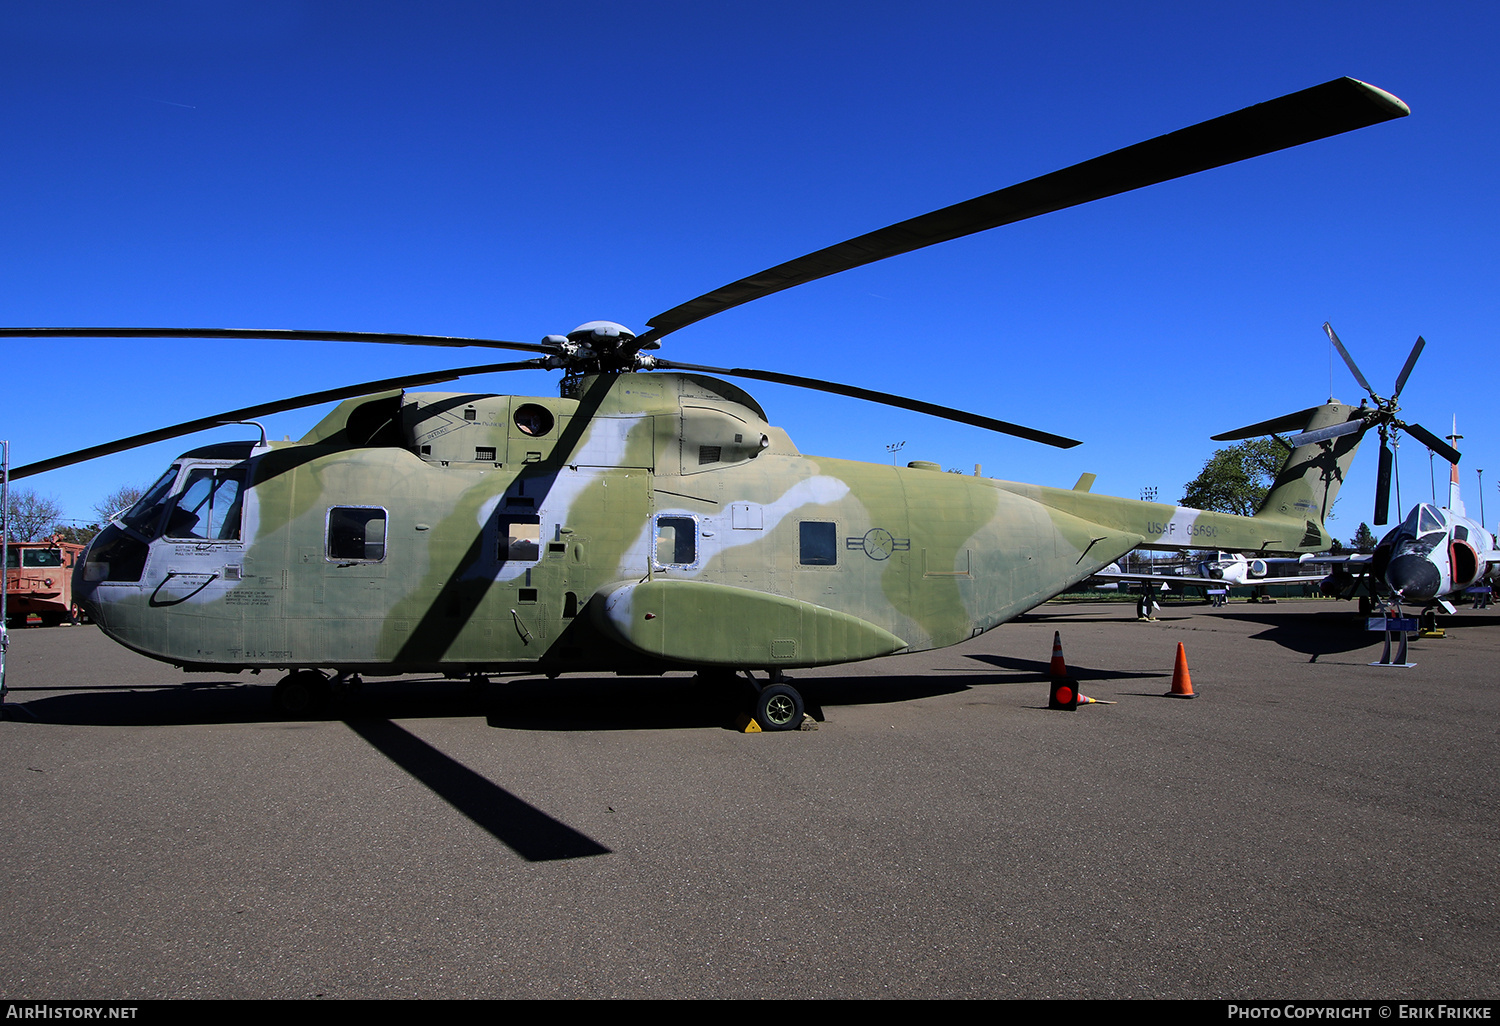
[4,488,64,542]
[93,484,146,525]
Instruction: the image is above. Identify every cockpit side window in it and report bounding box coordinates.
[164,468,246,541]
[119,466,181,539]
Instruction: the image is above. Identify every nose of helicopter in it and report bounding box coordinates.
[1386,552,1441,601]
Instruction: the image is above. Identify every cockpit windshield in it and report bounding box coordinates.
[111,463,247,543]
[1397,502,1448,541]
[118,466,180,536]
[164,467,245,541]
[1417,504,1446,538]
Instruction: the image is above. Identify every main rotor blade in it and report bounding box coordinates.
[1404,422,1461,465]
[652,359,1080,447]
[0,326,558,356]
[1322,321,1377,400]
[11,359,545,479]
[635,78,1408,347]
[1211,405,1331,441]
[1390,335,1426,400]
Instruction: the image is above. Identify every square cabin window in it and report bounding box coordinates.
[799,521,837,565]
[498,516,541,565]
[327,507,388,562]
[655,515,697,567]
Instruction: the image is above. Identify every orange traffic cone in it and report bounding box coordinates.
[1049,676,1080,710]
[1165,642,1196,698]
[1049,631,1068,678]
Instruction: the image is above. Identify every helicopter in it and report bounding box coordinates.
[1,78,1408,728]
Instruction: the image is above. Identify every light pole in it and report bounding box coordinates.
[885,441,905,466]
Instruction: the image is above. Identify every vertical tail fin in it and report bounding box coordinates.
[1255,403,1363,528]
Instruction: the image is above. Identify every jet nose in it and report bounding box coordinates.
[1387,552,1441,601]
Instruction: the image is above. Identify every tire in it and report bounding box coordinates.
[754,683,804,732]
[273,670,331,718]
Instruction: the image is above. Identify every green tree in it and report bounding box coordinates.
[1351,522,1378,553]
[1179,439,1285,517]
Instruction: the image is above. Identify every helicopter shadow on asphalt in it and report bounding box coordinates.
[4,679,630,863]
[960,652,1170,683]
[3,661,1049,731]
[1,669,1027,863]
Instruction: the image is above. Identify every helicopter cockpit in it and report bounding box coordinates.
[81,443,255,586]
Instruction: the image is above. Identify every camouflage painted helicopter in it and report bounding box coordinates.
[3,78,1408,727]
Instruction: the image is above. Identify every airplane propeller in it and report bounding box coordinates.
[2,77,1410,479]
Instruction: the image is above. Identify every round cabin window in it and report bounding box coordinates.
[513,403,554,437]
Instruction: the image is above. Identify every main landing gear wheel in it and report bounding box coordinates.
[754,683,805,732]
[273,669,332,718]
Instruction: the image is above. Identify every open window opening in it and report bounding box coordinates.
[498,515,541,565]
[654,515,698,568]
[326,506,388,562]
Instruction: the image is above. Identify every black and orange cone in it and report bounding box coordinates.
[1049,631,1068,678]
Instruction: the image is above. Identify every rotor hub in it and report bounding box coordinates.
[539,321,649,374]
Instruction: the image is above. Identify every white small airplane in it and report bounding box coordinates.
[1092,551,1331,617]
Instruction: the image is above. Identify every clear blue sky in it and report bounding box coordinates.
[4,1,1497,536]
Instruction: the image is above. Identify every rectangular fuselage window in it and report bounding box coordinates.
[498,516,541,564]
[327,506,388,562]
[799,521,837,565]
[655,515,697,567]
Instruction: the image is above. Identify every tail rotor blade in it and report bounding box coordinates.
[1285,419,1365,448]
[1404,422,1462,465]
[1390,335,1426,401]
[1374,441,1393,526]
[1210,405,1330,441]
[1323,322,1377,399]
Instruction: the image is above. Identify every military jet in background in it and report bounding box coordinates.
[1318,437,1499,623]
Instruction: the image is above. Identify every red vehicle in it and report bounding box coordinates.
[3,536,85,627]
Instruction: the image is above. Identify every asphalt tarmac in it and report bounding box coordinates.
[1,599,1496,1000]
